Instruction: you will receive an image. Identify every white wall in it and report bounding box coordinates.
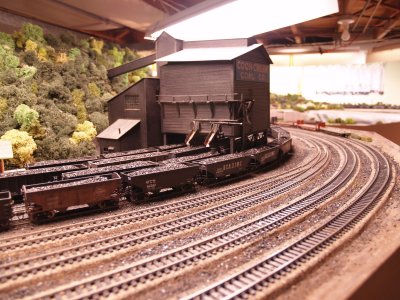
[270,50,400,105]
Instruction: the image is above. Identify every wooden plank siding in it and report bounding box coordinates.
[144,79,162,146]
[234,48,270,135]
[103,78,162,151]
[160,62,235,135]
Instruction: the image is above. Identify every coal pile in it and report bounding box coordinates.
[244,145,275,155]
[162,152,218,164]
[168,146,209,157]
[25,177,108,192]
[26,157,96,169]
[156,144,185,151]
[196,153,248,164]
[90,152,168,167]
[101,148,156,159]
[126,163,191,177]
[1,165,80,178]
[63,161,157,179]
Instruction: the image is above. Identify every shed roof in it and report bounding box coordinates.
[97,119,140,140]
[155,44,266,62]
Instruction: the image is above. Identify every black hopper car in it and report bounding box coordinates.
[0,191,12,230]
[0,128,292,226]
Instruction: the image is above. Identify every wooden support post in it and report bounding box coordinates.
[0,159,4,174]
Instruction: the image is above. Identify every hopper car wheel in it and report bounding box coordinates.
[46,210,57,219]
[182,184,194,191]
[98,201,107,209]
[278,150,284,161]
[109,200,119,207]
[172,186,182,192]
[30,213,41,223]
[0,221,10,229]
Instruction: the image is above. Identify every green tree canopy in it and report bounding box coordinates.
[13,104,40,131]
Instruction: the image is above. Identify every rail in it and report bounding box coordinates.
[184,143,391,299]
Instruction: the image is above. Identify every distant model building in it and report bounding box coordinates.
[98,33,272,154]
[96,78,161,153]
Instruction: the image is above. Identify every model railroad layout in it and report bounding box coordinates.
[0,128,395,300]
[0,127,292,226]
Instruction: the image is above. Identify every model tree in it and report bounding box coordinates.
[0,22,152,166]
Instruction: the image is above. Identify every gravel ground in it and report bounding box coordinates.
[1,131,396,300]
[270,129,400,300]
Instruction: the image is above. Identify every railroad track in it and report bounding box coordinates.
[5,136,357,298]
[0,137,338,286]
[183,142,391,300]
[0,138,325,252]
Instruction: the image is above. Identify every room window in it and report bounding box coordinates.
[125,95,140,109]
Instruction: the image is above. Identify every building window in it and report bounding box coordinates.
[125,95,140,110]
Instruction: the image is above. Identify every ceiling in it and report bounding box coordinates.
[0,0,399,54]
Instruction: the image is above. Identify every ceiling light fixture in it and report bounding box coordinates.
[146,0,338,41]
[338,17,354,42]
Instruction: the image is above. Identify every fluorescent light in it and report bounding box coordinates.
[146,0,338,41]
[275,48,311,54]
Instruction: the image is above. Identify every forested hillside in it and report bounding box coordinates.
[0,23,149,167]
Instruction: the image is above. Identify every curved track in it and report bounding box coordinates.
[0,138,332,284]
[0,131,394,300]
[184,141,391,300]
[0,138,323,251]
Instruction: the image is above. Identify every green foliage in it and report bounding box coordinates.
[80,39,90,50]
[327,117,356,125]
[270,93,344,111]
[90,38,104,55]
[22,23,45,45]
[335,117,344,124]
[0,45,20,71]
[60,32,78,46]
[13,104,40,131]
[37,47,48,62]
[0,81,37,107]
[21,50,38,65]
[70,120,97,144]
[350,133,373,143]
[1,129,37,167]
[327,118,335,124]
[4,52,20,69]
[68,48,81,60]
[85,97,103,115]
[89,112,108,133]
[128,67,150,84]
[44,33,61,48]
[0,32,15,51]
[109,46,125,67]
[12,31,26,49]
[16,65,37,79]
[37,105,77,136]
[87,82,101,98]
[25,40,38,52]
[344,118,356,124]
[35,134,95,160]
[0,97,7,118]
[0,22,139,164]
[72,89,87,122]
[124,47,139,62]
[111,73,129,93]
